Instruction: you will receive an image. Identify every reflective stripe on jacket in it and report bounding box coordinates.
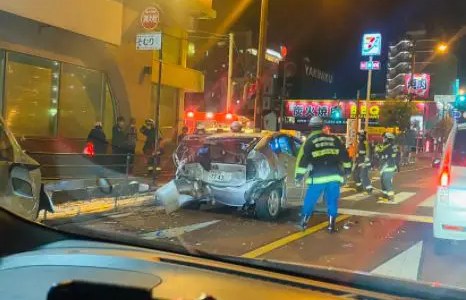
[295,130,352,184]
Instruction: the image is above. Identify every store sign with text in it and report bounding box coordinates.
[404,73,431,99]
[285,101,382,120]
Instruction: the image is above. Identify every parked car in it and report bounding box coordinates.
[0,117,53,220]
[166,131,304,220]
[434,122,466,254]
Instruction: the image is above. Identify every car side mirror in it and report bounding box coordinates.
[11,177,34,198]
[97,178,113,195]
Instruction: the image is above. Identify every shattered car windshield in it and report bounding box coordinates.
[3,0,466,294]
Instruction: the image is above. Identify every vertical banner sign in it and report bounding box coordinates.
[404,73,431,99]
[346,118,359,148]
[361,33,382,56]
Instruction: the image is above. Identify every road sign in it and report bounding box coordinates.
[141,6,160,30]
[362,33,382,56]
[136,32,162,50]
[360,60,381,70]
[453,110,461,119]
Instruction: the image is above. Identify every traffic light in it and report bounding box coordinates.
[455,87,466,109]
[331,107,342,119]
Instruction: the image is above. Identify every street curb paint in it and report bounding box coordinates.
[38,195,155,221]
[241,215,351,258]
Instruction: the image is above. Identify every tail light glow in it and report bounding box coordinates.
[440,170,449,187]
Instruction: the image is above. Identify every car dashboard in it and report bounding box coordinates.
[1,208,465,300]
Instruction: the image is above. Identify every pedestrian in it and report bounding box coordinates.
[376,132,399,201]
[295,116,352,233]
[140,119,161,174]
[112,116,127,169]
[126,117,138,168]
[87,121,107,155]
[178,126,189,144]
[353,130,373,193]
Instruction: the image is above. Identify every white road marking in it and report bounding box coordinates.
[141,220,220,239]
[376,192,416,205]
[418,194,436,208]
[371,241,423,281]
[399,166,431,173]
[319,207,433,223]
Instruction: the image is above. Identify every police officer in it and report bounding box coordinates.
[376,132,398,201]
[295,116,352,232]
[353,130,373,193]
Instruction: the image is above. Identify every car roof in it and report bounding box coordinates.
[206,131,273,140]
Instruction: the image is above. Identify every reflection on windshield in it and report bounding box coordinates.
[1,0,466,293]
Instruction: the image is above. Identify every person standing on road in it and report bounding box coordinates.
[87,122,107,155]
[353,131,373,194]
[112,116,127,170]
[294,116,352,233]
[140,119,162,174]
[376,132,398,201]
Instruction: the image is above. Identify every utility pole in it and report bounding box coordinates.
[226,32,235,113]
[153,32,163,180]
[365,56,373,141]
[254,0,269,132]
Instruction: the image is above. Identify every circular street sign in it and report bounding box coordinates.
[141,6,160,30]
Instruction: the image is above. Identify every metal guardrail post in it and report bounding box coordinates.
[126,154,130,180]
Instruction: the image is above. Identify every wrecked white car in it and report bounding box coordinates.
[161,132,304,220]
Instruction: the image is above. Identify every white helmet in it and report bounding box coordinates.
[309,116,324,128]
[230,121,243,132]
[384,132,395,140]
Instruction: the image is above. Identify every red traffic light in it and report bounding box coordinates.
[280,46,288,59]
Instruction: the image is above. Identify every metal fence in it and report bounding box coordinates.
[27,152,133,180]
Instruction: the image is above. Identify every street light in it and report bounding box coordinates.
[436,43,448,53]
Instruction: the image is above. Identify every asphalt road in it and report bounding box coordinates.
[45,159,466,290]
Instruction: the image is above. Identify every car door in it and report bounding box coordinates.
[0,121,39,219]
[273,135,304,202]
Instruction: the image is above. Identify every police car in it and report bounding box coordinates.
[434,122,466,254]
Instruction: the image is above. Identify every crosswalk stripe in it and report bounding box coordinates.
[418,194,436,207]
[326,208,433,223]
[376,192,416,205]
[371,241,423,281]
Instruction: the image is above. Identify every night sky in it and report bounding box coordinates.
[202,0,466,98]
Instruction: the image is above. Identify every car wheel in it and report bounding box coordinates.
[434,238,451,255]
[255,189,281,221]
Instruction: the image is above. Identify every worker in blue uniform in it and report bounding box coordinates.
[295,116,352,232]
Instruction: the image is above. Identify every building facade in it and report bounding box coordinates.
[386,35,457,99]
[0,0,215,152]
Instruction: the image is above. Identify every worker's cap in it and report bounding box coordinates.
[358,130,366,136]
[145,119,155,124]
[308,116,324,128]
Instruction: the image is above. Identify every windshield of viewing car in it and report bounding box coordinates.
[3,0,466,295]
